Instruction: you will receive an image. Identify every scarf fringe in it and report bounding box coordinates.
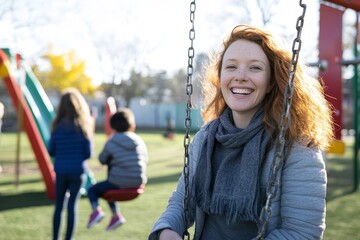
[196,189,260,225]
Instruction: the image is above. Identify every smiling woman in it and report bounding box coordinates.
[149,18,335,240]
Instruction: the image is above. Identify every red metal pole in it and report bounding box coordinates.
[319,4,344,140]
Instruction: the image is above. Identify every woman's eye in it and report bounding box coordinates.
[225,65,236,69]
[250,66,262,70]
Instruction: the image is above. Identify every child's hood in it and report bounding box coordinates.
[110,132,141,150]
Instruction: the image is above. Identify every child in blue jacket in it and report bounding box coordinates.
[48,88,94,240]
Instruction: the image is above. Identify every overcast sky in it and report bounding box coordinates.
[1,0,352,85]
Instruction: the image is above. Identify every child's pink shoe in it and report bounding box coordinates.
[106,214,126,231]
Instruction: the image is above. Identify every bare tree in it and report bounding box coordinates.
[256,0,280,26]
[0,0,79,57]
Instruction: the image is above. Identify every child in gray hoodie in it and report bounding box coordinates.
[86,108,148,231]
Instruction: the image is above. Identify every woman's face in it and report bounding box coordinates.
[220,39,271,128]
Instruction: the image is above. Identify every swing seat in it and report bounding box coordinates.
[101,185,145,202]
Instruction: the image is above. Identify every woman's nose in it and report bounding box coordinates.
[235,69,248,81]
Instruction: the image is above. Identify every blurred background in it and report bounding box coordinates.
[0,0,328,132]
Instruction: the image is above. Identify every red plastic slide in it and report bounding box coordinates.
[0,49,55,199]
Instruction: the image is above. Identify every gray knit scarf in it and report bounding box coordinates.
[194,107,271,225]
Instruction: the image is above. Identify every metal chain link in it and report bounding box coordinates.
[183,1,196,239]
[253,1,306,239]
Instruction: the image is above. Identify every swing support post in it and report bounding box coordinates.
[352,12,359,192]
[15,99,22,188]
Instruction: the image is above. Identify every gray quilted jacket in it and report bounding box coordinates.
[149,125,327,240]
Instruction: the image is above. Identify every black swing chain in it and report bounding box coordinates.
[183,1,196,240]
[254,1,307,239]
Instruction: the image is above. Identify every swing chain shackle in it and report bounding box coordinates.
[254,1,307,239]
[183,1,196,239]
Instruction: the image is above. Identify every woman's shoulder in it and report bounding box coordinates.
[268,141,322,155]
[266,141,325,168]
[289,141,323,155]
[191,123,212,143]
[285,141,325,169]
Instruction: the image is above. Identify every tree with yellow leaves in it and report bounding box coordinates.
[33,50,98,95]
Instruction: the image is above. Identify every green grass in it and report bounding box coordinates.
[0,132,359,239]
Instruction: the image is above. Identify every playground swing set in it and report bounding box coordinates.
[316,0,360,192]
[1,0,360,234]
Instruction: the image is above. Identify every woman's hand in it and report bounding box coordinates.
[159,229,182,240]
